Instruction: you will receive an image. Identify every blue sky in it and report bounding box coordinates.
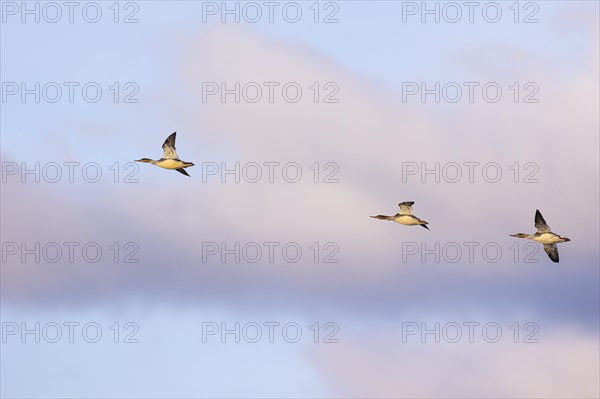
[1,1,599,397]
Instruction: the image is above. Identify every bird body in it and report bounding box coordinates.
[510,210,570,262]
[135,132,194,176]
[531,232,568,245]
[371,201,430,230]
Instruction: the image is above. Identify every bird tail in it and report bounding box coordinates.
[371,215,393,221]
[420,224,430,230]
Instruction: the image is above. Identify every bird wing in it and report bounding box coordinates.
[543,243,559,263]
[162,132,179,159]
[176,168,190,177]
[534,209,551,232]
[398,201,414,215]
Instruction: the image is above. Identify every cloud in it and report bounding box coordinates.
[1,19,598,331]
[308,327,600,398]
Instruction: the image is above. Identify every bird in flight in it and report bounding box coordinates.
[371,201,430,230]
[135,132,194,176]
[510,209,570,263]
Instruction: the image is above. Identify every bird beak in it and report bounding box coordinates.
[564,237,571,242]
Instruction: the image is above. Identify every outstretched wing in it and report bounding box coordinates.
[175,168,190,177]
[398,201,415,215]
[535,209,551,232]
[543,243,559,263]
[162,132,179,159]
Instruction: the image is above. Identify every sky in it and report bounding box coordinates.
[1,1,599,398]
